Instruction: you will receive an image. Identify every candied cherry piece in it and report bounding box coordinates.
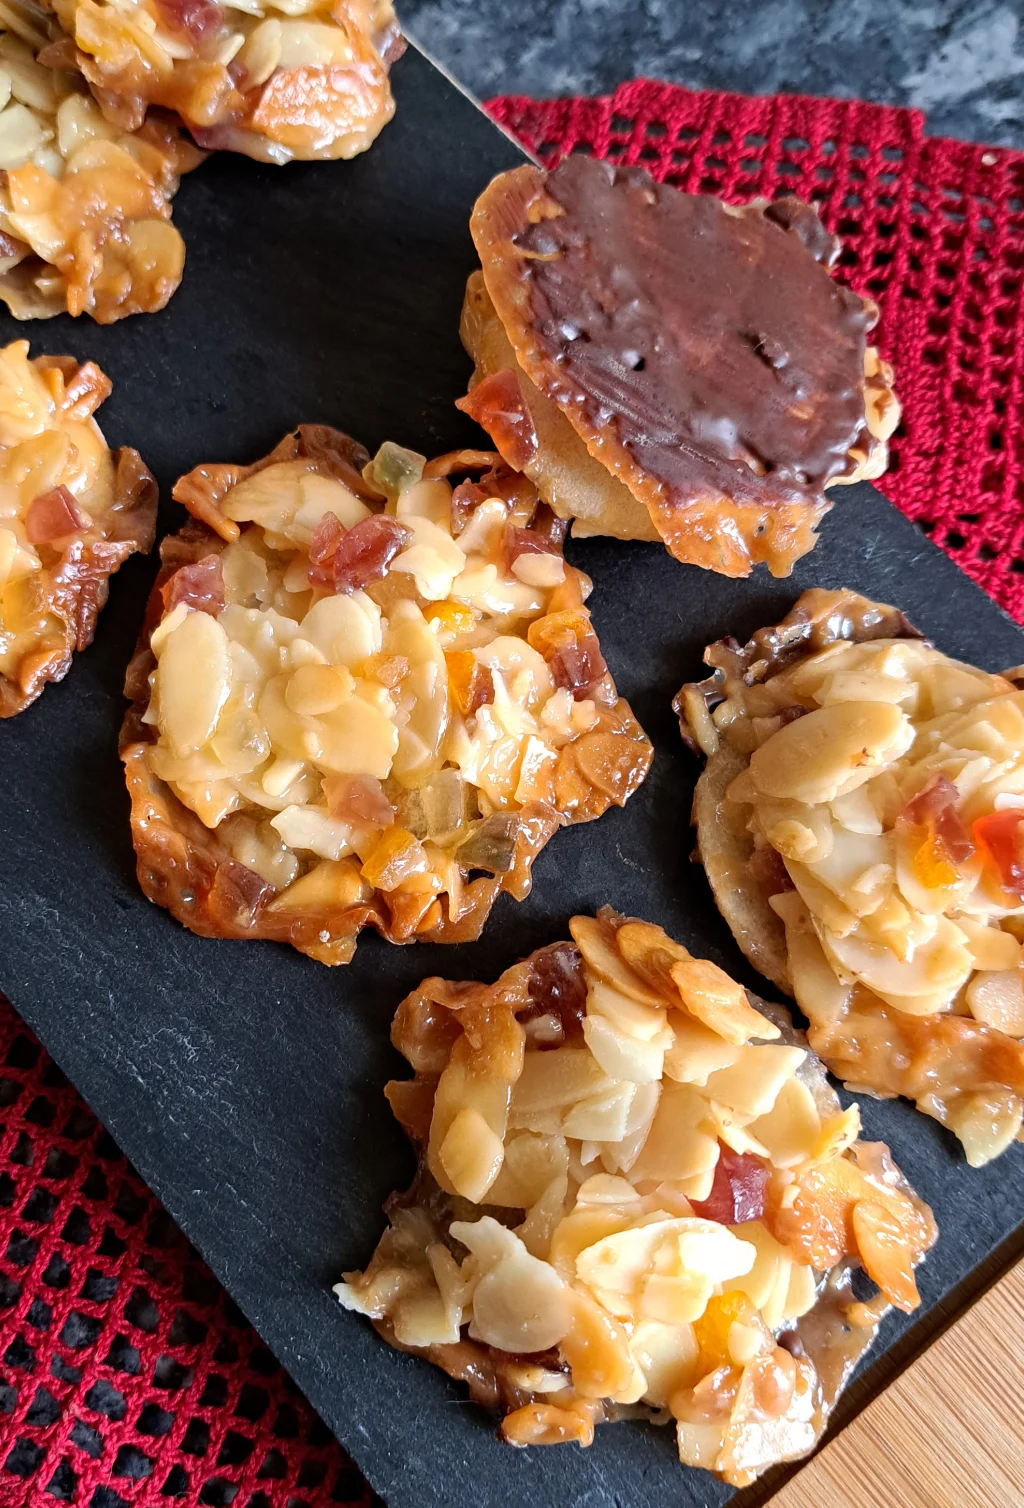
[308,512,411,594]
[324,774,395,829]
[504,524,551,570]
[153,0,224,44]
[896,773,974,890]
[449,479,492,535]
[503,507,566,574]
[549,634,606,698]
[531,502,568,550]
[308,510,347,587]
[456,369,538,471]
[503,505,566,571]
[528,608,607,700]
[24,485,88,545]
[974,809,1024,899]
[525,942,587,1039]
[691,1144,770,1225]
[161,554,225,617]
[207,858,272,929]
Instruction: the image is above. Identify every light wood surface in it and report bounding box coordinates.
[769,1258,1024,1508]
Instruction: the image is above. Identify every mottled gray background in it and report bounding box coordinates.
[401,0,1024,148]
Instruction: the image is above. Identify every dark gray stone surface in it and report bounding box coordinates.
[402,0,1024,149]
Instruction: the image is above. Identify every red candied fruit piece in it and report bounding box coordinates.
[550,632,607,700]
[525,942,587,1041]
[308,510,347,588]
[207,858,273,928]
[465,663,495,716]
[153,0,223,43]
[456,369,538,471]
[450,479,492,536]
[308,512,411,594]
[161,554,225,617]
[24,485,88,545]
[504,524,552,571]
[503,507,567,574]
[691,1144,770,1225]
[333,515,412,593]
[974,809,1024,899]
[531,502,568,550]
[324,774,395,828]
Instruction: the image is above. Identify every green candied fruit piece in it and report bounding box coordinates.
[366,441,426,499]
[456,812,520,874]
[393,769,478,845]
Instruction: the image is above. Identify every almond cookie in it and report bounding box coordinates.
[121,428,652,962]
[461,158,898,578]
[338,909,934,1486]
[0,339,156,714]
[678,588,1024,1165]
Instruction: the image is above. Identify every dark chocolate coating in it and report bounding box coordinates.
[518,156,872,507]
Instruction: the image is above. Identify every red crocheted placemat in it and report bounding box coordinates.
[4,76,1024,1508]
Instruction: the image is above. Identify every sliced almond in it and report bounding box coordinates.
[629,1082,720,1183]
[561,1287,644,1402]
[748,1076,822,1168]
[582,1015,664,1085]
[587,979,670,1042]
[703,1044,806,1120]
[663,1011,742,1086]
[438,1107,505,1203]
[155,608,231,758]
[670,958,779,1045]
[851,1199,920,1312]
[616,919,695,996]
[267,856,370,912]
[748,700,914,805]
[569,914,666,1008]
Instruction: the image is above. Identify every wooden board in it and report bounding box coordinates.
[769,1258,1024,1508]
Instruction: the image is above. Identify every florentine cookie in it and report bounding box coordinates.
[0,20,202,321]
[0,339,157,715]
[462,158,898,578]
[678,588,1024,1165]
[121,427,652,963]
[43,0,402,163]
[337,909,935,1486]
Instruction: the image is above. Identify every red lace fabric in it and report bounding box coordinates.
[3,76,1024,1507]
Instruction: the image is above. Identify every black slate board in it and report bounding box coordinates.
[1,42,1022,1508]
